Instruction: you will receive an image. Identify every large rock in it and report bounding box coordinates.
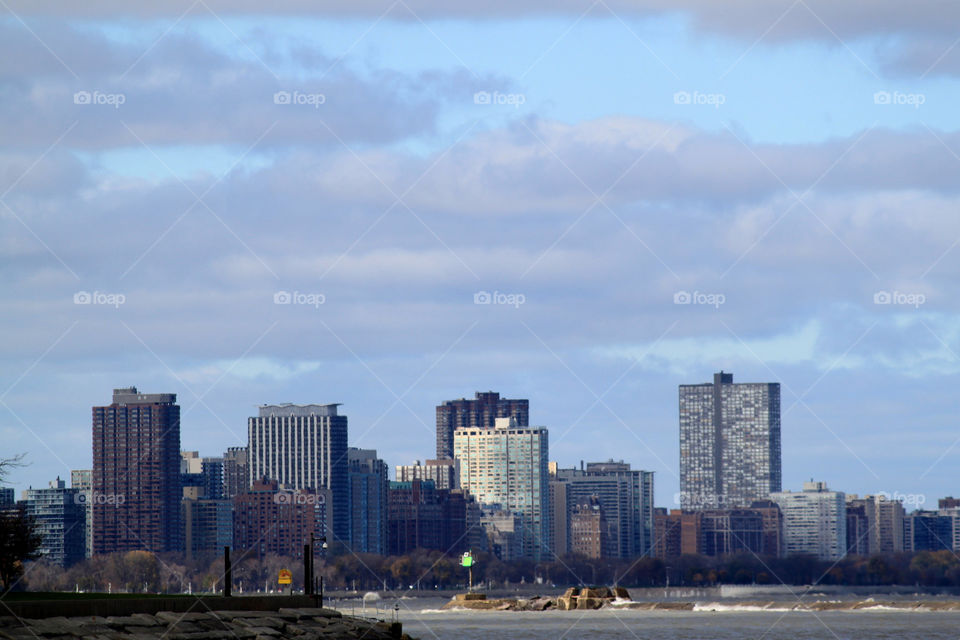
[7,608,407,640]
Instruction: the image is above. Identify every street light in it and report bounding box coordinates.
[309,533,329,608]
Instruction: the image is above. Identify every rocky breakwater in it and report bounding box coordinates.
[555,587,630,610]
[0,607,411,640]
[441,587,631,612]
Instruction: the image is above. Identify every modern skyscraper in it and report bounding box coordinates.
[454,417,549,560]
[395,459,460,490]
[771,481,846,561]
[348,448,388,555]
[679,372,781,509]
[0,487,14,505]
[22,478,86,567]
[436,391,528,460]
[549,460,655,559]
[248,403,348,544]
[222,446,248,498]
[92,387,181,554]
[70,470,93,559]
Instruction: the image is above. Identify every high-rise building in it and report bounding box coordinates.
[22,478,85,566]
[222,446,248,498]
[248,403,348,544]
[200,457,224,501]
[0,487,14,505]
[22,478,86,567]
[549,460,654,559]
[436,391,528,460]
[749,499,785,558]
[395,459,460,490]
[70,470,93,558]
[348,448,388,555]
[904,510,953,552]
[92,387,181,554]
[454,417,549,560]
[771,481,846,561]
[182,486,232,559]
[846,495,904,555]
[232,479,329,560]
[569,497,605,559]
[386,479,479,556]
[846,501,869,556]
[679,372,781,510]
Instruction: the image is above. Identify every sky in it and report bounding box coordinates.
[2,0,960,510]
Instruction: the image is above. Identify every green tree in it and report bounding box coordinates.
[0,504,43,592]
[0,455,42,593]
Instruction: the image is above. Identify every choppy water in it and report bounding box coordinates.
[388,603,960,639]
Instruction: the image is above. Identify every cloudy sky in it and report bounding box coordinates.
[3,1,960,509]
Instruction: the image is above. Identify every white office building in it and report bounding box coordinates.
[454,417,550,560]
[248,403,349,543]
[771,481,846,561]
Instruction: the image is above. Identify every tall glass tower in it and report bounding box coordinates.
[679,372,781,510]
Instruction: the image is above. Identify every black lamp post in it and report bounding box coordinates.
[310,534,328,608]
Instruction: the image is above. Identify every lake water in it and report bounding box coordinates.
[387,602,960,639]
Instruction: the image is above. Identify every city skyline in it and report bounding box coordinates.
[4,374,958,512]
[9,381,960,568]
[3,2,960,518]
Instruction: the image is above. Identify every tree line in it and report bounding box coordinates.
[15,548,960,593]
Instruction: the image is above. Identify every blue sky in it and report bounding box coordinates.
[3,1,960,510]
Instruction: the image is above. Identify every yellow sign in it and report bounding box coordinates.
[278,569,292,585]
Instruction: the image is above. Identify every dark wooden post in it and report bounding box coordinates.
[303,544,312,595]
[224,547,232,597]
